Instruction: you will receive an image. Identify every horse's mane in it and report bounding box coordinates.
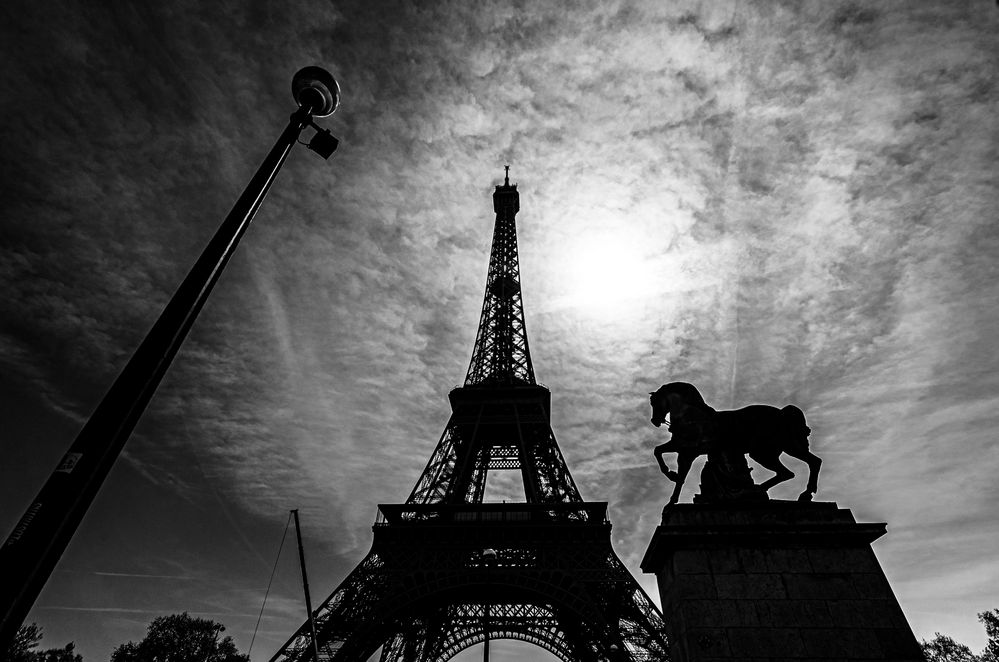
[655,382,713,412]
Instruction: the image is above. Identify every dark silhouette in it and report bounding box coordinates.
[921,608,999,662]
[649,382,822,505]
[3,623,44,662]
[110,613,248,662]
[2,623,82,662]
[26,643,82,662]
[269,173,668,662]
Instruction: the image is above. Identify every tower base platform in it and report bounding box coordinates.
[640,502,923,662]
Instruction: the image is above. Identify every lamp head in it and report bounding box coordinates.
[307,128,340,159]
[292,66,340,118]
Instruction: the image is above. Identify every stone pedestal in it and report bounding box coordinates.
[640,502,922,661]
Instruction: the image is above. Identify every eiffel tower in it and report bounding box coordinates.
[270,169,669,662]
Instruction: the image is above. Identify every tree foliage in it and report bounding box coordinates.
[109,613,248,662]
[2,624,81,662]
[980,609,999,662]
[32,644,82,662]
[922,610,999,662]
[2,623,42,662]
[923,634,979,662]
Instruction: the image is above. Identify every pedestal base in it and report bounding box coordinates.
[640,502,922,661]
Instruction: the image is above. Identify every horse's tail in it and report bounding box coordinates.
[780,405,811,440]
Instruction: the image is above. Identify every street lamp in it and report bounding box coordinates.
[0,66,342,649]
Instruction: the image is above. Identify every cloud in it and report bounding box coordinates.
[2,0,998,658]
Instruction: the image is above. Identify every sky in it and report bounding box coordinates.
[1,0,997,659]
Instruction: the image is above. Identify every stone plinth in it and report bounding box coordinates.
[640,502,922,662]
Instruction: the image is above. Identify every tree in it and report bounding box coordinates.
[110,613,248,662]
[2,623,42,662]
[980,609,999,662]
[1,624,81,662]
[34,644,82,662]
[922,633,979,662]
[922,609,999,662]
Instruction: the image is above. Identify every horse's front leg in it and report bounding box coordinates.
[800,451,822,501]
[667,453,694,506]
[786,449,822,501]
[653,443,679,481]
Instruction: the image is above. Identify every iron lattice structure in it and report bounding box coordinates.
[465,171,534,387]
[270,173,669,662]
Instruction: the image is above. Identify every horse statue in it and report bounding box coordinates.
[649,382,821,505]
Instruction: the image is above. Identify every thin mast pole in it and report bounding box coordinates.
[292,510,322,662]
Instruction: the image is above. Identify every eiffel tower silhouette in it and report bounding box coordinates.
[270,169,669,662]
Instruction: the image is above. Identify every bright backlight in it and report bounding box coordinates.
[557,230,658,316]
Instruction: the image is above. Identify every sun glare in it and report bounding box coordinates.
[556,230,659,317]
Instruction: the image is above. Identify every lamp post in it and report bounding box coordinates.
[0,66,342,648]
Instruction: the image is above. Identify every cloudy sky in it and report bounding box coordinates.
[1,0,998,659]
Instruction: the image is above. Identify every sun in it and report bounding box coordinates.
[556,229,659,317]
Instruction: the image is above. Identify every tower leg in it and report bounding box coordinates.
[272,506,670,662]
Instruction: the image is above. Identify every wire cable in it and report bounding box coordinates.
[248,511,294,656]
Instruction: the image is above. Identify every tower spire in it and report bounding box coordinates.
[464,167,535,386]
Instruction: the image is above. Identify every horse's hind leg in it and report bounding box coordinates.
[749,452,794,493]
[785,448,822,501]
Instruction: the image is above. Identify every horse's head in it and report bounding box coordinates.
[649,382,708,427]
[649,387,670,427]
